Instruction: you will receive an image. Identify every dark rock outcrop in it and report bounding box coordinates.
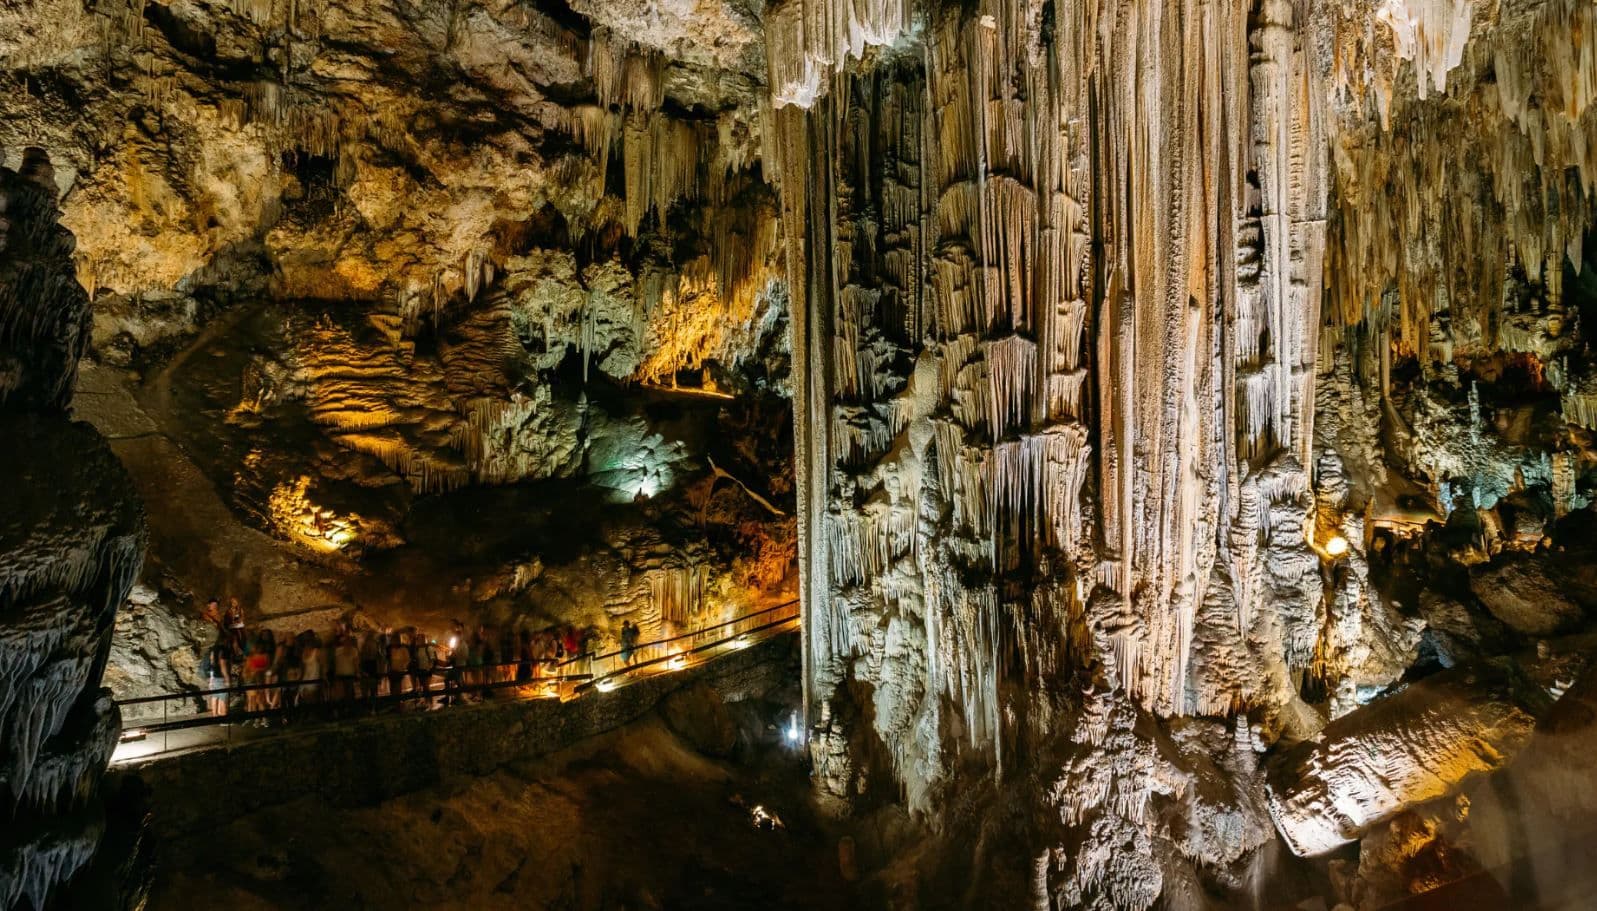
[0,149,89,414]
[660,680,737,757]
[0,158,146,911]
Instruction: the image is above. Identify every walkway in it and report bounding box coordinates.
[112,600,799,764]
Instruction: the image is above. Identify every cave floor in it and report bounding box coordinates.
[148,716,853,911]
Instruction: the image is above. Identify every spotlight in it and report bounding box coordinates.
[1325,535,1350,557]
[595,678,617,693]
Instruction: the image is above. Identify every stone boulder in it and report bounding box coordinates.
[1266,658,1551,857]
[1469,554,1587,636]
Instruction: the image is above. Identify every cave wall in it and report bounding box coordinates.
[6,0,1597,907]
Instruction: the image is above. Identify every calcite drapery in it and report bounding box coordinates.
[773,0,1597,902]
[774,0,1329,781]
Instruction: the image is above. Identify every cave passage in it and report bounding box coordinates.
[6,0,1597,909]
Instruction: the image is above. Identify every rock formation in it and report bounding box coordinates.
[769,0,1597,906]
[4,0,1597,908]
[0,153,147,910]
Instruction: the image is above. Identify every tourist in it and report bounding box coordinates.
[333,634,359,702]
[562,625,580,664]
[478,629,497,693]
[300,636,324,706]
[447,632,470,704]
[265,629,286,709]
[413,635,436,703]
[470,626,488,690]
[281,644,303,710]
[388,631,412,697]
[201,597,223,630]
[242,636,271,716]
[204,639,230,717]
[376,627,392,695]
[358,632,381,700]
[620,621,638,666]
[224,597,247,644]
[499,627,517,684]
[517,629,534,682]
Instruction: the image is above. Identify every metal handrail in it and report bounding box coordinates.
[114,656,570,707]
[114,599,801,744]
[573,598,799,669]
[574,608,800,693]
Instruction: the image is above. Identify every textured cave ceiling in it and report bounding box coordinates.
[6,0,1597,908]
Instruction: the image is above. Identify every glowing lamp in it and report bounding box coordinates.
[668,654,687,670]
[1324,535,1350,557]
[783,712,803,747]
[595,678,617,693]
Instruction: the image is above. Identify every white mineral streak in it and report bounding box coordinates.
[1375,0,1473,99]
[764,0,916,108]
[1265,660,1546,857]
[650,564,707,625]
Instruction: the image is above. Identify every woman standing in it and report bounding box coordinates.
[300,635,324,706]
[204,639,231,717]
[242,637,271,717]
[413,635,436,703]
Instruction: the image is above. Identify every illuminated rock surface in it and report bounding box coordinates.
[4,0,1597,908]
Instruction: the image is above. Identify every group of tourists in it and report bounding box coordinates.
[198,597,598,722]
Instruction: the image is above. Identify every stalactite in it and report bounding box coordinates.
[588,27,665,113]
[651,565,706,626]
[1328,0,1597,345]
[782,0,1353,819]
[621,115,702,236]
[764,0,917,109]
[982,334,1036,439]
